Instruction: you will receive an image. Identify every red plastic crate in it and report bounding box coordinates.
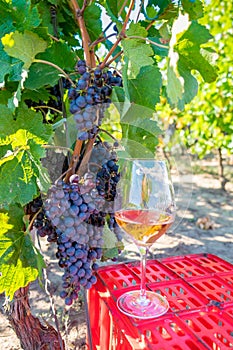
[127,259,179,283]
[137,315,210,350]
[159,253,233,279]
[186,254,233,274]
[188,275,233,304]
[87,254,233,350]
[218,272,233,288]
[179,308,233,349]
[223,304,233,319]
[97,263,141,292]
[147,279,210,313]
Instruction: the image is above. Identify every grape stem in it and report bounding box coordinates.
[89,33,117,49]
[78,137,97,176]
[146,20,156,31]
[27,208,42,233]
[118,0,130,16]
[48,34,60,42]
[64,140,83,182]
[55,166,73,184]
[33,59,75,87]
[127,35,169,49]
[135,0,143,22]
[98,128,118,142]
[33,105,63,114]
[105,50,123,67]
[69,0,96,68]
[80,0,89,13]
[100,0,135,69]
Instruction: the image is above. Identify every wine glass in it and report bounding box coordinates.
[114,158,176,319]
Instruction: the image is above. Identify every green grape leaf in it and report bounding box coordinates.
[175,22,218,83]
[105,0,131,21]
[0,105,14,137]
[121,104,161,156]
[144,1,178,20]
[83,3,102,41]
[111,86,125,104]
[121,122,160,158]
[46,0,59,4]
[25,62,59,89]
[111,86,128,119]
[148,0,170,14]
[166,63,183,108]
[177,57,198,109]
[8,59,23,82]
[120,103,153,122]
[0,208,45,300]
[128,65,162,109]
[181,0,204,20]
[22,87,51,104]
[0,108,52,206]
[0,46,11,83]
[10,0,41,30]
[122,23,154,79]
[0,89,12,105]
[102,224,123,260]
[102,225,118,249]
[158,3,178,20]
[36,2,54,36]
[39,42,76,71]
[25,42,76,89]
[0,21,17,83]
[102,247,119,260]
[147,26,169,56]
[16,107,52,143]
[2,31,47,69]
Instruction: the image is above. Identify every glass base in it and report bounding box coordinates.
[117,290,169,319]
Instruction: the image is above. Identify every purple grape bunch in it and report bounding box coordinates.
[30,139,122,306]
[69,60,122,141]
[96,158,120,202]
[40,175,107,305]
[56,235,102,306]
[27,197,58,243]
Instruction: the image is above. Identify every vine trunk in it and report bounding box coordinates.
[7,286,65,350]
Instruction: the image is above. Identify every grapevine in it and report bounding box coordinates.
[27,55,124,305]
[26,10,125,302]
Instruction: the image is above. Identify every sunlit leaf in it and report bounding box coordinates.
[0,207,45,300]
[2,31,47,69]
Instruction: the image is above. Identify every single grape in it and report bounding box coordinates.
[77,79,87,90]
[76,95,87,108]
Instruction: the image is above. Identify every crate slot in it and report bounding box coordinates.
[180,309,233,349]
[148,280,209,313]
[190,254,233,273]
[98,265,141,291]
[160,256,212,279]
[189,276,233,303]
[139,316,208,350]
[127,260,178,283]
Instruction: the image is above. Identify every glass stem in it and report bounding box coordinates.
[139,246,149,301]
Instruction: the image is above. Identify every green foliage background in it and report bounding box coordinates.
[156,0,233,159]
